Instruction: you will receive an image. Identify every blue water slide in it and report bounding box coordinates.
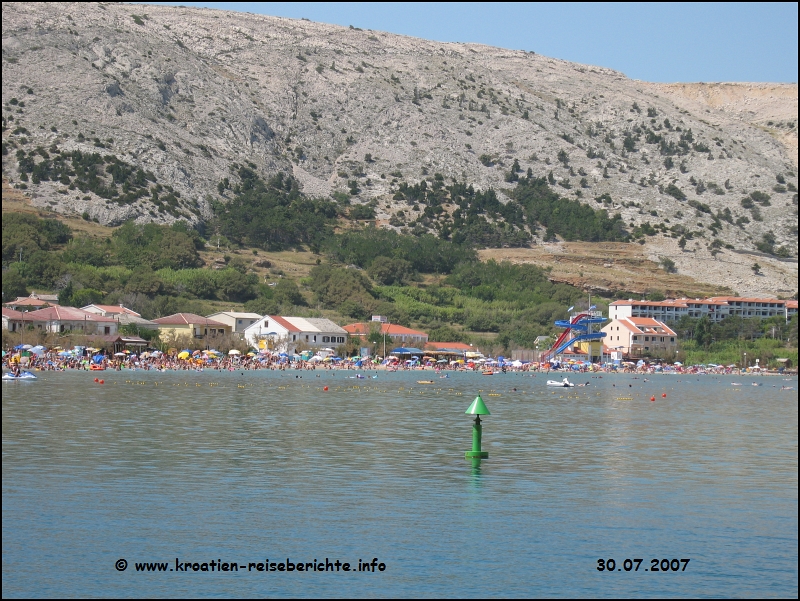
[551,331,606,356]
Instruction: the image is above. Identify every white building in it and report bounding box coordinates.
[609,296,792,324]
[244,316,347,352]
[206,312,262,334]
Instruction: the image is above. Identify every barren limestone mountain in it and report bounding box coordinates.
[2,2,797,295]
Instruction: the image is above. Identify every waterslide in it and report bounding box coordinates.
[542,312,607,362]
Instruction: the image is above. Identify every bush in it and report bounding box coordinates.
[513,176,627,242]
[664,184,686,201]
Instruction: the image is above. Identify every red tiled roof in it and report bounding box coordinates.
[787,300,798,309]
[152,313,227,327]
[2,307,25,319]
[706,296,784,303]
[612,296,787,308]
[343,322,427,336]
[269,315,301,333]
[425,341,472,351]
[25,306,117,322]
[7,297,58,308]
[619,317,676,336]
[82,304,141,316]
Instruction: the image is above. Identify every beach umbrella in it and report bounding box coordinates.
[177,351,190,359]
[114,352,126,357]
[246,352,256,357]
[180,349,191,355]
[228,349,241,355]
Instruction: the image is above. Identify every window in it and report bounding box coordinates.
[238,319,242,324]
[644,337,649,341]
[670,337,675,342]
[337,337,345,343]
[322,336,330,343]
[104,326,111,335]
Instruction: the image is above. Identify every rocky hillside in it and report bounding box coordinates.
[2,2,797,294]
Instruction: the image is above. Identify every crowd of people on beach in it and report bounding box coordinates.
[2,344,787,377]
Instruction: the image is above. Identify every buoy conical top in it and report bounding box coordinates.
[465,395,491,415]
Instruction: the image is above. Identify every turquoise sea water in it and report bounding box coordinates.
[2,370,797,598]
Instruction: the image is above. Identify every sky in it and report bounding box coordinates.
[138,2,798,83]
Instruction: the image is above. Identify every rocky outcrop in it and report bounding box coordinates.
[2,2,797,292]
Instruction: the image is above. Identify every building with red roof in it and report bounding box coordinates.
[81,304,142,317]
[343,322,428,347]
[601,317,677,357]
[152,313,230,341]
[22,306,119,335]
[2,307,26,332]
[244,315,348,352]
[610,296,792,323]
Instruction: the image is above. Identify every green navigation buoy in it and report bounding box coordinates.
[465,395,490,459]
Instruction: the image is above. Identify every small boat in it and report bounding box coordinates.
[416,380,435,384]
[2,371,37,381]
[482,370,494,376]
[547,378,574,388]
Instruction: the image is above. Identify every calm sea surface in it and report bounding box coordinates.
[2,370,797,598]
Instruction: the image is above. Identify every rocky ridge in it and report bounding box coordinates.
[2,2,797,295]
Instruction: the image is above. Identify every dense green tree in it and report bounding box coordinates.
[309,264,375,310]
[513,176,627,242]
[272,278,304,306]
[61,237,111,267]
[1,266,27,302]
[214,169,338,250]
[368,256,413,285]
[215,268,258,303]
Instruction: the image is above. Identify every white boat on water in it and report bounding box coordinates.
[547,377,574,388]
[2,371,37,381]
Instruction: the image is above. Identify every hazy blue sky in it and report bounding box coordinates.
[140,2,797,83]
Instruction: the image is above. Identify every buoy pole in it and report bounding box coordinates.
[466,415,488,458]
[464,394,490,459]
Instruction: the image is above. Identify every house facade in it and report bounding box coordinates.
[244,316,348,352]
[601,317,677,357]
[206,312,263,334]
[152,313,231,341]
[21,306,119,335]
[2,307,25,332]
[343,323,429,347]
